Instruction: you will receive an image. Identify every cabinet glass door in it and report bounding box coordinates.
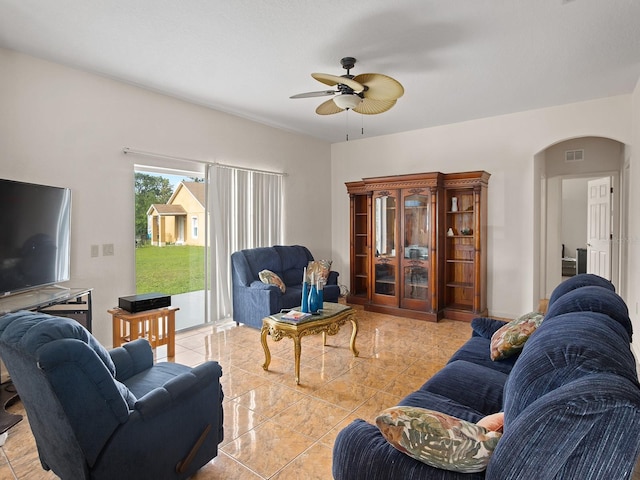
[401,191,430,309]
[373,192,398,304]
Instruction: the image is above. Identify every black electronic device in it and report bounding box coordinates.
[0,178,72,297]
[118,293,171,313]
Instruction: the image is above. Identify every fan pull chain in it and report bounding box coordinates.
[345,109,349,141]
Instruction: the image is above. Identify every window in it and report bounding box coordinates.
[191,216,199,239]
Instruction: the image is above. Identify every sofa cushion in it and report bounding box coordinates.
[242,246,281,278]
[544,286,632,342]
[547,273,615,308]
[258,269,286,293]
[490,311,544,361]
[471,317,508,339]
[376,406,501,473]
[448,337,518,375]
[280,286,304,309]
[274,245,312,286]
[421,360,507,415]
[399,390,485,423]
[490,374,640,480]
[502,311,639,422]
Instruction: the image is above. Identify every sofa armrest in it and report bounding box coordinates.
[471,317,508,338]
[110,338,154,381]
[249,280,279,290]
[333,419,479,480]
[133,361,223,420]
[327,270,339,285]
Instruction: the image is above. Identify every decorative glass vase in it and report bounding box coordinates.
[316,279,324,311]
[301,281,309,313]
[451,196,458,212]
[308,273,319,313]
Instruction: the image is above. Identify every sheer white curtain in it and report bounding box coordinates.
[207,164,283,322]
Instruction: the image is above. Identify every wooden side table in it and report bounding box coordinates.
[108,306,178,357]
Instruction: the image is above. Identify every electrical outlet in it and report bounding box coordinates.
[91,245,99,258]
[103,244,114,256]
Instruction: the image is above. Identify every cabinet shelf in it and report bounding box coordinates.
[446,281,473,289]
[446,259,474,264]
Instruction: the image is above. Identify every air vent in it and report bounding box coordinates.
[565,149,584,162]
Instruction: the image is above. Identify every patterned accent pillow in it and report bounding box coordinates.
[490,311,544,361]
[476,412,504,433]
[306,260,332,284]
[258,269,286,293]
[376,406,502,473]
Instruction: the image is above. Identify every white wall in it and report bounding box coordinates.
[0,48,332,345]
[331,96,633,319]
[629,78,640,359]
[561,178,590,258]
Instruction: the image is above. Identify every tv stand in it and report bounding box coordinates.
[0,287,92,331]
[0,287,93,433]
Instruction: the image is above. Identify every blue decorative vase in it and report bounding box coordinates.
[308,283,319,314]
[301,281,309,313]
[317,280,324,311]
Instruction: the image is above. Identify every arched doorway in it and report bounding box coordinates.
[535,136,629,301]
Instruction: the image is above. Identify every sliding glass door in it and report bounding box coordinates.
[134,167,206,331]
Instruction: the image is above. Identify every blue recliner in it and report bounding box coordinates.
[0,310,224,480]
[231,245,340,328]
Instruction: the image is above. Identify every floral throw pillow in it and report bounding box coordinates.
[306,260,332,284]
[376,406,502,473]
[258,269,286,293]
[490,311,544,361]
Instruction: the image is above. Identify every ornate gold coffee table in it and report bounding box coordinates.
[261,303,359,385]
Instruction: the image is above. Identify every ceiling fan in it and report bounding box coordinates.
[290,57,404,115]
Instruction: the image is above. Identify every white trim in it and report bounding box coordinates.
[123,147,287,177]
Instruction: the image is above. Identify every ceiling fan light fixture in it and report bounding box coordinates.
[333,94,362,110]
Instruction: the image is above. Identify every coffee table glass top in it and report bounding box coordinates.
[270,302,351,324]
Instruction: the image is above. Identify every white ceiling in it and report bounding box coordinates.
[1,0,639,143]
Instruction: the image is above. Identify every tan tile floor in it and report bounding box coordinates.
[1,305,639,479]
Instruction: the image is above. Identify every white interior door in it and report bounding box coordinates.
[586,177,612,279]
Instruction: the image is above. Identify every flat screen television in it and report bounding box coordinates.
[0,179,71,297]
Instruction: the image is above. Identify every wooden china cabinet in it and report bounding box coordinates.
[346,172,443,321]
[346,170,489,322]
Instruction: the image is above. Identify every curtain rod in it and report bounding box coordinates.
[122,147,287,177]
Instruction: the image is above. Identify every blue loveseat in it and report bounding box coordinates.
[231,245,340,329]
[333,274,640,479]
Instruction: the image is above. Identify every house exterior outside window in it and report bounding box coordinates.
[192,216,198,239]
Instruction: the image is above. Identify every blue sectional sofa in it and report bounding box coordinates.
[230,245,340,329]
[332,274,640,479]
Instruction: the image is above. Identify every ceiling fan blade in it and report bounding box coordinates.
[290,90,336,99]
[352,98,397,115]
[311,73,364,92]
[315,98,344,115]
[353,73,404,100]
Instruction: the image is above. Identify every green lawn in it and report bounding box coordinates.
[135,245,206,295]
